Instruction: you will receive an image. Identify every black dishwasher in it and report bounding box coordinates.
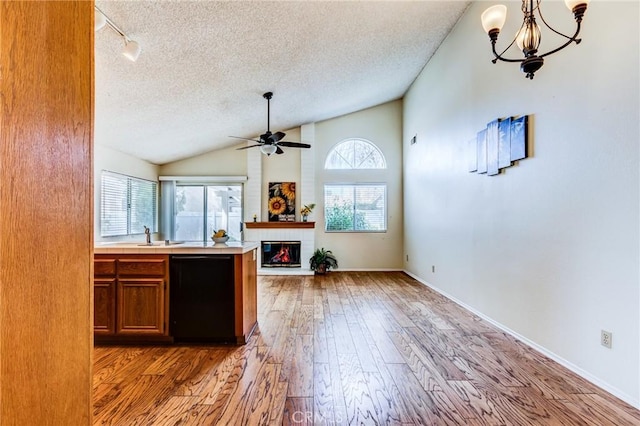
[169,255,235,342]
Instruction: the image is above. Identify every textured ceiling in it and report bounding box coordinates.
[95,1,471,165]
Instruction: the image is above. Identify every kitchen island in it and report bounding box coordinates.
[94,241,259,345]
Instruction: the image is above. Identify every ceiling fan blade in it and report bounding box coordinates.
[236,144,263,150]
[275,146,284,155]
[269,131,286,143]
[276,141,312,149]
[229,135,262,143]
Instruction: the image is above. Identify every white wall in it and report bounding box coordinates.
[159,143,247,176]
[94,144,160,242]
[316,100,404,270]
[403,0,639,405]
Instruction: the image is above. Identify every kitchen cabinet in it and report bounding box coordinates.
[94,254,170,342]
[93,242,259,345]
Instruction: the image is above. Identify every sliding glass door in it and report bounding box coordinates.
[174,184,242,242]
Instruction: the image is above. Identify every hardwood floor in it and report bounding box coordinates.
[93,272,640,425]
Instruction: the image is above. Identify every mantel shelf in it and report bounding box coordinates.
[245,221,315,229]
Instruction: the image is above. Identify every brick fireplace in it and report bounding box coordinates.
[244,222,315,275]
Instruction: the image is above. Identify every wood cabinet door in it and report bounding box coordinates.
[94,278,116,334]
[117,278,165,335]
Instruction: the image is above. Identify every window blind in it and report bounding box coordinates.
[101,171,157,237]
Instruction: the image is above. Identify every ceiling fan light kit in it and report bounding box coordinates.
[480,0,589,79]
[232,92,311,156]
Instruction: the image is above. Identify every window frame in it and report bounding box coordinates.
[324,138,387,170]
[323,183,387,233]
[100,170,158,237]
[172,183,244,242]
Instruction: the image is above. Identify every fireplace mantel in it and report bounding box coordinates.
[245,221,315,229]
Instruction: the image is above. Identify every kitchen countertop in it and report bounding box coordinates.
[94,241,259,255]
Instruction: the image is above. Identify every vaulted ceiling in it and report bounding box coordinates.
[94,1,471,165]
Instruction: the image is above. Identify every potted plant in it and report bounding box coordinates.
[300,203,315,222]
[309,248,338,275]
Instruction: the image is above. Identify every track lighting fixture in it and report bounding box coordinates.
[95,6,141,62]
[481,0,589,79]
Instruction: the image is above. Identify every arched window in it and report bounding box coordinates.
[323,138,387,232]
[324,138,386,170]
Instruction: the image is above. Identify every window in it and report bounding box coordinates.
[324,184,386,232]
[101,171,157,237]
[325,138,386,169]
[324,138,387,232]
[174,184,242,242]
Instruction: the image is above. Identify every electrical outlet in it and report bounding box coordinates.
[601,330,612,349]
[432,265,435,273]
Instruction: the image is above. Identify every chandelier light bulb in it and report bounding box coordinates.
[521,19,541,54]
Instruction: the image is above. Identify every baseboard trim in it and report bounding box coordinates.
[403,270,639,410]
[334,268,404,272]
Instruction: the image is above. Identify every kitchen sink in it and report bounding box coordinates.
[137,241,184,246]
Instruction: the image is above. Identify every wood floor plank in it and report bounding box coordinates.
[173,349,229,397]
[215,361,283,425]
[283,397,313,425]
[198,341,263,405]
[93,374,169,425]
[93,272,640,425]
[137,395,198,425]
[287,334,314,397]
[313,362,337,425]
[364,370,411,425]
[386,362,441,424]
[325,311,350,424]
[447,380,507,425]
[349,319,379,372]
[338,352,382,424]
[313,318,329,364]
[328,313,357,354]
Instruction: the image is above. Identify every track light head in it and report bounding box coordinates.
[95,6,141,62]
[95,10,107,31]
[122,40,141,62]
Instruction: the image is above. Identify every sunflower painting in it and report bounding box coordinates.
[268,182,296,222]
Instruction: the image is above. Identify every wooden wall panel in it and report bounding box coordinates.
[0,2,93,424]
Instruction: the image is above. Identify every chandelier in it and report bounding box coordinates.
[481,0,589,79]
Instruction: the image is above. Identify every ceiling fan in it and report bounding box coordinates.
[231,92,311,156]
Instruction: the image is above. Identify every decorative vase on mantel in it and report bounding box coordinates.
[302,214,308,222]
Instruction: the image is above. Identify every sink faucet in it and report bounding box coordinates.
[144,226,151,245]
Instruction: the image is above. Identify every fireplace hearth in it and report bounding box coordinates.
[261,241,301,268]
